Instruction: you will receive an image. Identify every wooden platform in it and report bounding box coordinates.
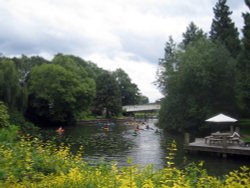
[184,138,250,157]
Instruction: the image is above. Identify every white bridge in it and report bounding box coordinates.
[122,104,160,112]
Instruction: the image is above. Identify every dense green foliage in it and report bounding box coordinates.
[94,71,122,117]
[236,0,250,117]
[210,0,241,58]
[138,95,149,105]
[157,0,250,132]
[0,52,145,126]
[156,36,178,95]
[27,63,95,124]
[0,58,20,109]
[10,55,49,113]
[159,39,237,131]
[0,101,10,128]
[181,22,207,49]
[114,69,140,106]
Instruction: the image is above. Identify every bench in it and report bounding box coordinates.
[204,136,213,144]
[204,136,223,144]
[227,137,240,145]
[208,138,223,145]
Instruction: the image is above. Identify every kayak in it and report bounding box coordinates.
[145,127,154,130]
[154,131,161,135]
[104,127,109,131]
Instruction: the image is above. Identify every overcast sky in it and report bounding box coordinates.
[0,0,248,102]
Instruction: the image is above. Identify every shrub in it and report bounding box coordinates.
[0,137,249,187]
[0,101,10,128]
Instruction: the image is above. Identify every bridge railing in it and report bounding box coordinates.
[122,104,160,112]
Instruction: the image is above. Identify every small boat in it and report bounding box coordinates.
[132,129,140,136]
[154,128,161,134]
[154,131,161,135]
[103,126,109,131]
[132,132,138,136]
[145,126,154,130]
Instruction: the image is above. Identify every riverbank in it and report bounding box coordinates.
[77,117,132,125]
[1,131,249,187]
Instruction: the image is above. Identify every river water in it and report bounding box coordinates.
[58,119,250,176]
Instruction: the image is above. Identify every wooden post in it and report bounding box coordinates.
[184,133,190,146]
[235,127,240,134]
[222,136,227,148]
[230,125,234,134]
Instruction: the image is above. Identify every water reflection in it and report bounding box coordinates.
[124,119,165,168]
[58,119,250,176]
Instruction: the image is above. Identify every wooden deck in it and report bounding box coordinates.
[184,138,250,157]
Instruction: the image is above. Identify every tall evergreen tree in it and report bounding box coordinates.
[156,36,178,95]
[181,22,207,49]
[236,0,250,117]
[210,0,240,58]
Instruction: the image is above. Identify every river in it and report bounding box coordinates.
[56,119,250,176]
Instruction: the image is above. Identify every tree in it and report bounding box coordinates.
[53,54,104,80]
[159,39,237,132]
[0,101,10,127]
[27,63,95,124]
[0,59,20,109]
[52,54,88,78]
[236,0,250,117]
[138,94,149,104]
[94,71,122,118]
[52,54,96,106]
[10,55,50,112]
[12,55,50,87]
[210,0,241,58]
[156,36,178,95]
[181,22,207,49]
[113,68,140,105]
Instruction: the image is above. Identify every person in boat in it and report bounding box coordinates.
[145,124,154,130]
[155,129,160,133]
[133,129,138,135]
[104,124,109,131]
[136,125,141,131]
[56,126,64,135]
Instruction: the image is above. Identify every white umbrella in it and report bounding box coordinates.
[205,113,237,123]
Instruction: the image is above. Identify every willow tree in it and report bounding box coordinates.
[0,101,10,127]
[0,59,20,109]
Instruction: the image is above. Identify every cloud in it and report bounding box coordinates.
[0,0,246,102]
